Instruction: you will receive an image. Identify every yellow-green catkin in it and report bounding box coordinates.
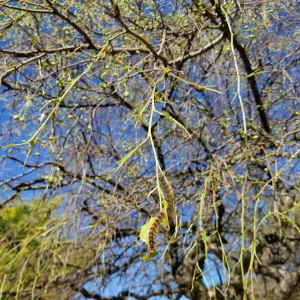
[159,173,176,234]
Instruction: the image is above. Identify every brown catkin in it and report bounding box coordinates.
[159,173,176,233]
[148,211,165,253]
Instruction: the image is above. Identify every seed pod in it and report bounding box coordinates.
[148,211,165,253]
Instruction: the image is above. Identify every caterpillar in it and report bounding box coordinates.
[159,173,176,233]
[148,211,165,253]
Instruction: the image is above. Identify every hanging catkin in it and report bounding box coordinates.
[148,211,165,253]
[159,173,176,234]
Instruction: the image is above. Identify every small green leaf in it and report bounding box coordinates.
[29,140,36,148]
[143,252,157,261]
[139,217,156,245]
[162,199,168,209]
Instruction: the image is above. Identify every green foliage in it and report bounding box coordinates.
[0,197,65,298]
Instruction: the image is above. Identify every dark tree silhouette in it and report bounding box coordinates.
[0,1,299,299]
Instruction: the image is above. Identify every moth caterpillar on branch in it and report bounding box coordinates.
[159,173,176,234]
[148,211,165,253]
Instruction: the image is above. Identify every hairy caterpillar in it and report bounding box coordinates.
[159,173,176,233]
[148,211,165,253]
